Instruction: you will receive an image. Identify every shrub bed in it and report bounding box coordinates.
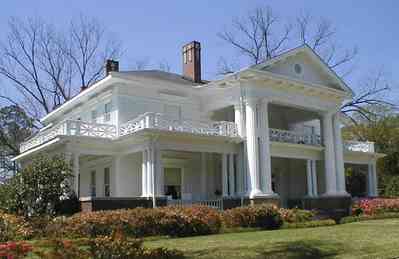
[223,204,283,230]
[352,198,399,215]
[340,212,399,224]
[283,219,336,229]
[0,211,34,242]
[52,205,222,238]
[279,208,315,223]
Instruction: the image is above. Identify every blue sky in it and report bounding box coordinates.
[0,0,398,91]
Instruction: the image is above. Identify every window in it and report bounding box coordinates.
[104,167,110,197]
[188,49,192,62]
[183,51,187,64]
[104,102,111,122]
[90,170,96,197]
[294,63,302,75]
[91,110,97,123]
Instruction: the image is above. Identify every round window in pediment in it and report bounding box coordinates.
[294,63,302,75]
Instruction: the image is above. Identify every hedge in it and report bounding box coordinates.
[283,219,336,229]
[340,212,399,224]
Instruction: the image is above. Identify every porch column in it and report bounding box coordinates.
[245,97,262,197]
[142,150,148,197]
[306,160,313,197]
[228,153,235,196]
[333,113,348,196]
[155,145,164,196]
[311,160,318,196]
[147,147,154,197]
[234,103,245,137]
[222,153,229,197]
[64,152,73,195]
[322,112,338,196]
[72,153,80,197]
[112,155,122,197]
[236,145,244,195]
[258,98,275,195]
[200,153,207,199]
[368,162,378,197]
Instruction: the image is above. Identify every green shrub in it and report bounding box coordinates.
[279,208,315,223]
[283,219,336,229]
[223,204,283,230]
[0,211,33,241]
[340,212,399,224]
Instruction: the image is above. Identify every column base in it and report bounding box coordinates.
[321,191,351,198]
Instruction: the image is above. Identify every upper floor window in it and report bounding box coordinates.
[91,110,97,123]
[104,102,111,122]
[90,170,96,197]
[104,167,110,197]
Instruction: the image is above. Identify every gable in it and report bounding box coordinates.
[261,52,342,90]
[250,45,352,95]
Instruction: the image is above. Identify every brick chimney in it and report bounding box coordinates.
[106,59,119,75]
[182,41,201,83]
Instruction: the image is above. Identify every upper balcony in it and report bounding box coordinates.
[20,113,238,153]
[19,113,376,155]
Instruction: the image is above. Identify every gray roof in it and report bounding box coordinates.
[113,70,206,86]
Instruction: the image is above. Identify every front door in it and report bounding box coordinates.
[164,167,182,200]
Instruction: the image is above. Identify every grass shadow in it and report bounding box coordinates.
[258,240,343,259]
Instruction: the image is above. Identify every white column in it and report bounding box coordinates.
[155,145,164,196]
[311,160,318,197]
[200,152,207,199]
[142,150,148,197]
[333,113,348,196]
[228,153,235,196]
[234,103,245,137]
[306,160,313,197]
[64,152,73,195]
[222,153,229,197]
[73,153,80,197]
[112,155,122,197]
[368,162,378,197]
[322,112,338,195]
[245,97,262,198]
[258,98,274,195]
[147,147,154,196]
[236,145,244,195]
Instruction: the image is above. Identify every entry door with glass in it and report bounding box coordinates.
[164,168,182,200]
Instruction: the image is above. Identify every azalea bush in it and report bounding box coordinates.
[352,198,399,215]
[223,204,283,230]
[0,211,33,242]
[279,208,315,223]
[50,205,222,239]
[0,241,32,258]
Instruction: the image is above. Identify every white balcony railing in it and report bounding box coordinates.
[344,141,375,153]
[20,120,117,153]
[119,112,238,138]
[269,128,321,146]
[20,113,239,153]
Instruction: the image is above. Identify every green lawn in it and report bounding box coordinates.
[145,219,399,259]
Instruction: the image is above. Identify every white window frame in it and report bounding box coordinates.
[104,102,112,122]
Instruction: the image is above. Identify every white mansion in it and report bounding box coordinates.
[14,42,383,212]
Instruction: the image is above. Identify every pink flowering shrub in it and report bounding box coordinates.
[352,198,399,215]
[0,241,32,259]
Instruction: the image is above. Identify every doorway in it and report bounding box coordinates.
[164,167,182,200]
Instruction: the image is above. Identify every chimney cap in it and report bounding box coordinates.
[106,59,119,75]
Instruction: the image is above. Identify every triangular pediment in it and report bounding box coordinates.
[253,45,352,94]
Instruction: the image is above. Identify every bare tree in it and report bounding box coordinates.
[341,70,397,124]
[218,6,357,73]
[0,16,122,120]
[218,6,394,124]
